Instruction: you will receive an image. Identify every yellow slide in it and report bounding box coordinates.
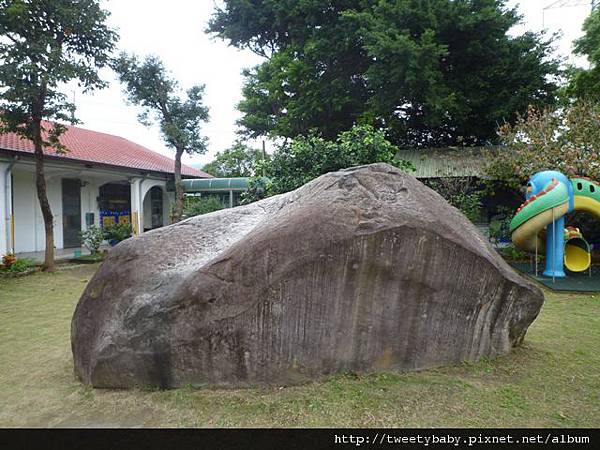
[564,229,591,273]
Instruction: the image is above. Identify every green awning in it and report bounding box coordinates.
[173,177,251,192]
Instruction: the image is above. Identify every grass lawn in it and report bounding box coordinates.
[1,263,599,427]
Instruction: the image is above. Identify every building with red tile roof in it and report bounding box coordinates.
[0,123,211,257]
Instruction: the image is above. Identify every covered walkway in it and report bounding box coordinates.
[177,177,250,208]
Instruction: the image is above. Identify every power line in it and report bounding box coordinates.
[542,0,596,28]
[544,0,593,10]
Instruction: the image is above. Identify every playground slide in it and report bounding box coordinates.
[564,227,591,273]
[510,171,600,278]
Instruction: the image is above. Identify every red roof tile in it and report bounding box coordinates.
[0,121,211,178]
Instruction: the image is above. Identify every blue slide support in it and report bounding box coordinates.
[544,215,566,278]
[526,171,574,278]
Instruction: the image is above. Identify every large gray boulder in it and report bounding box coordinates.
[71,163,543,388]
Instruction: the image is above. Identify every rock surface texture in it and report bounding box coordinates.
[72,163,544,388]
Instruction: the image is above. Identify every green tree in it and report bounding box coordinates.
[486,101,600,189]
[112,54,209,223]
[566,7,600,101]
[0,0,117,270]
[208,0,560,147]
[202,142,267,177]
[244,124,413,203]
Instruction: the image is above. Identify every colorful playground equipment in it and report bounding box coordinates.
[510,170,600,279]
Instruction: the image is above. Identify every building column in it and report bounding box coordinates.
[164,190,174,225]
[0,163,9,256]
[130,177,144,236]
[0,160,17,256]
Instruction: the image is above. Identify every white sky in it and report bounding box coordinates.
[67,0,596,168]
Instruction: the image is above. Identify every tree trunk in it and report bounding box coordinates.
[32,119,55,271]
[172,147,184,223]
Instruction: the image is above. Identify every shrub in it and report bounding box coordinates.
[268,125,413,196]
[424,177,483,223]
[79,226,104,254]
[499,244,530,262]
[103,223,133,244]
[488,206,514,244]
[182,196,224,218]
[242,124,414,204]
[240,177,270,205]
[0,257,36,275]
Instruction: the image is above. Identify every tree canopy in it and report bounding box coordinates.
[486,101,600,190]
[0,0,117,143]
[0,0,117,269]
[243,124,412,204]
[202,143,266,178]
[566,6,600,101]
[112,53,209,222]
[112,54,209,157]
[208,0,561,148]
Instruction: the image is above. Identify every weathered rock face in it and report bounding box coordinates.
[71,163,543,388]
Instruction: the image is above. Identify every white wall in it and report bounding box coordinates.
[12,170,63,253]
[12,171,106,253]
[80,178,101,230]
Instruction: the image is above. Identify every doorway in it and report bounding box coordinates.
[62,178,81,248]
[150,186,163,229]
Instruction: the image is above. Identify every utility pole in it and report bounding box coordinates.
[70,90,76,125]
[262,140,267,177]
